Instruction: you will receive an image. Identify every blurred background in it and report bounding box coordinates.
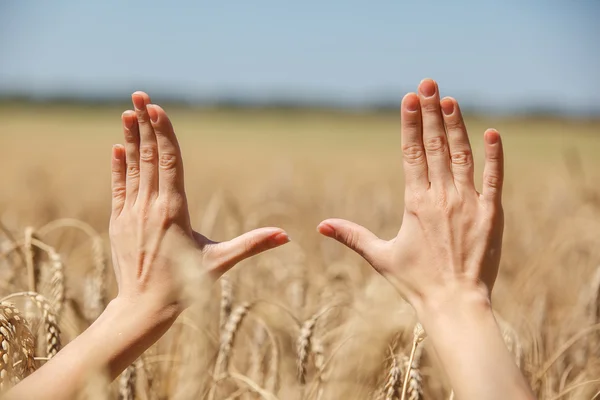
[1,2,600,398]
[1,0,599,222]
[1,0,599,113]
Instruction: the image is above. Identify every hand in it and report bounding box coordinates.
[317,79,504,309]
[110,91,290,315]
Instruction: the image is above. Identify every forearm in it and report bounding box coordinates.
[414,283,534,400]
[4,298,178,400]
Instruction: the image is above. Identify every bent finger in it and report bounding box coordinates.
[205,227,290,276]
[317,218,387,268]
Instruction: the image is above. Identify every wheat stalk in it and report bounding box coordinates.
[400,323,426,400]
[47,250,65,318]
[37,218,107,321]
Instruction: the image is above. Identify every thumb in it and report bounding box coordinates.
[317,218,387,267]
[206,227,290,275]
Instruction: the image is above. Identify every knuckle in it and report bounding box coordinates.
[450,149,473,166]
[124,131,138,144]
[126,163,140,177]
[343,230,360,252]
[112,185,126,199]
[403,116,420,129]
[485,173,502,190]
[111,163,123,174]
[244,237,262,255]
[424,136,447,154]
[444,119,462,131]
[139,145,157,162]
[402,144,426,165]
[421,102,439,113]
[159,153,178,169]
[136,111,150,124]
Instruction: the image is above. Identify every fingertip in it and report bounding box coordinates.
[112,144,125,159]
[402,92,419,113]
[147,104,159,123]
[484,129,501,145]
[121,110,135,129]
[317,221,336,238]
[418,78,438,98]
[270,231,291,246]
[132,91,150,111]
[440,97,456,116]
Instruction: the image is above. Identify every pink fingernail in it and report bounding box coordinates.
[271,232,290,245]
[419,79,436,98]
[441,99,454,116]
[122,111,134,129]
[132,93,145,110]
[485,130,499,144]
[317,223,335,237]
[147,105,159,123]
[404,94,419,112]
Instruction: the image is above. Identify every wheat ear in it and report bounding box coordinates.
[297,307,331,385]
[1,292,61,358]
[119,362,137,400]
[214,301,252,378]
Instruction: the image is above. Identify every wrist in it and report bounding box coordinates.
[412,279,492,323]
[90,297,180,378]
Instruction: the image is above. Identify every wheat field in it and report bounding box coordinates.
[0,103,599,399]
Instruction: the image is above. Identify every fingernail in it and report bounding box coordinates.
[419,79,436,98]
[485,130,499,144]
[404,94,419,112]
[441,99,454,116]
[132,93,145,110]
[147,105,159,123]
[122,111,134,129]
[270,232,290,245]
[317,222,335,237]
[112,144,122,159]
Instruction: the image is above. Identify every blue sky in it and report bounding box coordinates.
[0,0,599,114]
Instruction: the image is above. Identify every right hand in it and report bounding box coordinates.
[317,79,505,310]
[109,91,290,315]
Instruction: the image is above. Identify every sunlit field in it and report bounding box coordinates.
[1,102,599,399]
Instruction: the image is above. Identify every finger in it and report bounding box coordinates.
[111,144,127,217]
[317,218,387,268]
[441,97,475,191]
[401,93,428,191]
[146,105,185,198]
[121,110,141,203]
[132,91,158,200]
[206,228,290,275]
[482,129,504,204]
[418,79,452,186]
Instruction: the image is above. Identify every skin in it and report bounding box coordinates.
[317,79,535,400]
[4,92,290,400]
